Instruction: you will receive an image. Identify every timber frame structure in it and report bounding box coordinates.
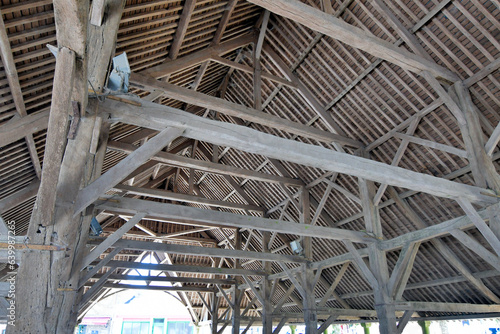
[0,0,499,333]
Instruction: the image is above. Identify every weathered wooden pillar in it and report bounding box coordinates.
[418,320,430,334]
[300,187,317,334]
[11,2,124,333]
[232,229,242,334]
[262,231,273,334]
[211,293,219,334]
[358,175,398,334]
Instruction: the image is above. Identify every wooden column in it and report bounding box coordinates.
[300,187,317,334]
[262,231,273,334]
[358,172,397,334]
[232,229,242,334]
[211,292,219,334]
[11,1,124,333]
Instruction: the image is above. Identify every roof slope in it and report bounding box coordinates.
[0,0,500,327]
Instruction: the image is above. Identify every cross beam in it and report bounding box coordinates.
[101,95,496,204]
[95,196,372,243]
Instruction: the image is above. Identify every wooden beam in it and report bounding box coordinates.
[458,198,500,257]
[0,109,49,146]
[142,33,255,79]
[80,213,146,270]
[380,203,499,251]
[74,127,184,214]
[78,247,123,288]
[89,238,307,263]
[0,180,40,213]
[210,56,297,88]
[485,121,500,156]
[0,11,42,177]
[212,0,238,44]
[129,72,363,148]
[95,196,374,243]
[386,186,500,303]
[107,140,303,186]
[28,47,76,236]
[92,274,234,286]
[89,0,106,26]
[246,0,459,82]
[103,95,496,204]
[254,10,270,62]
[86,283,217,293]
[394,301,500,313]
[387,242,420,300]
[113,184,263,213]
[169,0,196,60]
[393,132,468,158]
[87,0,125,92]
[358,175,397,333]
[104,260,266,276]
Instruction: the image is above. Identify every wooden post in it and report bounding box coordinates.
[211,292,219,334]
[262,231,273,334]
[300,187,317,334]
[358,165,398,334]
[12,1,124,332]
[232,229,242,334]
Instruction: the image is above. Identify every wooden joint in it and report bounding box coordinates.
[67,101,81,139]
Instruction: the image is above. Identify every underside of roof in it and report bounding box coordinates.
[0,0,500,332]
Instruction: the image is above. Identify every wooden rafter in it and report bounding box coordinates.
[246,0,459,82]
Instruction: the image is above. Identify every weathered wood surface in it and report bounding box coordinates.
[106,140,303,186]
[142,33,255,79]
[246,0,458,82]
[103,260,266,276]
[113,184,264,212]
[87,238,307,263]
[95,196,373,243]
[74,127,184,214]
[102,95,496,204]
[129,72,362,147]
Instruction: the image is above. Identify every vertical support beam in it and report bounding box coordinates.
[300,186,317,334]
[359,157,397,333]
[14,2,125,332]
[232,229,242,334]
[211,292,219,334]
[253,10,269,111]
[262,231,273,334]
